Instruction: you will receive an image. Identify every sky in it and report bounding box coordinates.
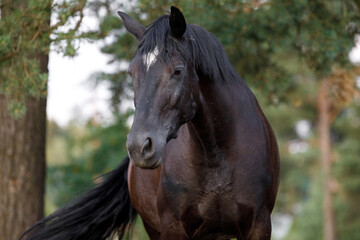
[350,36,360,63]
[47,42,114,126]
[47,33,360,126]
[47,8,116,126]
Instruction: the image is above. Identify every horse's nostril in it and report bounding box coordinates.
[141,137,155,159]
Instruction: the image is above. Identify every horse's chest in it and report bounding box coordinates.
[196,168,234,214]
[162,165,239,235]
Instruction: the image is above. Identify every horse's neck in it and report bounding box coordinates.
[188,78,255,166]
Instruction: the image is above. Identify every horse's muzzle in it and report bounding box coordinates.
[126,132,163,169]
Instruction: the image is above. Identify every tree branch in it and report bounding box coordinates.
[0,52,14,62]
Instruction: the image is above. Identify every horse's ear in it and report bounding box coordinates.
[169,6,186,39]
[117,11,146,41]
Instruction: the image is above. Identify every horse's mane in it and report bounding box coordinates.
[137,15,241,84]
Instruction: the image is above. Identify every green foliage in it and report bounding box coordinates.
[99,15,122,36]
[0,0,51,113]
[46,113,131,208]
[258,79,319,214]
[64,41,77,57]
[92,71,132,113]
[286,176,324,240]
[0,0,98,117]
[7,99,27,118]
[332,100,360,239]
[0,35,12,55]
[46,112,153,238]
[286,100,360,240]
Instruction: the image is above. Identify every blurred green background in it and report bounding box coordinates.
[2,0,360,239]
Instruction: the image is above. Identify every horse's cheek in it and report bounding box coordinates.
[169,86,181,108]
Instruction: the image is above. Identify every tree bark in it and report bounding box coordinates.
[0,96,47,240]
[318,80,336,240]
[0,1,49,239]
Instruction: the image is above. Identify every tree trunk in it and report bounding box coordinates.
[318,80,336,240]
[0,97,47,240]
[0,1,49,239]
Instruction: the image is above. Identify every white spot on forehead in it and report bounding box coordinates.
[143,46,159,71]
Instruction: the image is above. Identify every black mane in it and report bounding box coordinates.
[137,15,241,83]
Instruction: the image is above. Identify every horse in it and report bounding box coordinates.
[21,6,279,240]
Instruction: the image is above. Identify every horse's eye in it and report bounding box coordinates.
[173,67,184,77]
[174,70,182,75]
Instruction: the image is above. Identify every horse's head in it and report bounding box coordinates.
[118,6,198,169]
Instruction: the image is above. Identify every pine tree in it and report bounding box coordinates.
[0,0,90,238]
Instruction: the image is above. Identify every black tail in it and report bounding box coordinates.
[20,156,137,240]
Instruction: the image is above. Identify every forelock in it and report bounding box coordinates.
[134,14,240,83]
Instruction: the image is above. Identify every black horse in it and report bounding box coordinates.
[21,6,279,240]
